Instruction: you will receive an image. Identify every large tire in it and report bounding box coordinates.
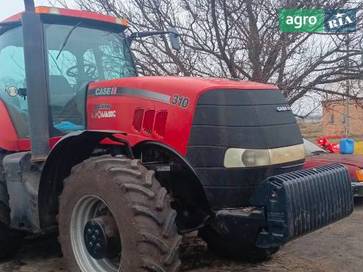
[199,225,279,262]
[0,152,23,259]
[59,155,182,272]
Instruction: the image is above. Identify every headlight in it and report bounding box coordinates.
[356,169,363,182]
[241,149,271,167]
[224,144,305,168]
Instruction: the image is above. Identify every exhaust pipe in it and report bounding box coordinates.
[22,0,50,161]
[24,0,35,12]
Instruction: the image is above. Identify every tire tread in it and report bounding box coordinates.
[60,155,181,272]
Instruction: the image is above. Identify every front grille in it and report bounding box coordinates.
[252,164,353,248]
[186,89,303,208]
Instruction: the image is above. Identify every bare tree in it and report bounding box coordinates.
[72,0,362,104]
[48,0,70,8]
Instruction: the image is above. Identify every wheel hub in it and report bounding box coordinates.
[84,218,108,259]
[84,216,120,260]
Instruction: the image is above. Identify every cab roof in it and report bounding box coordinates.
[2,6,128,27]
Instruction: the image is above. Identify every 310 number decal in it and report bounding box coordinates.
[171,95,189,108]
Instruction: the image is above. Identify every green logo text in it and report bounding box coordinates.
[279,9,324,33]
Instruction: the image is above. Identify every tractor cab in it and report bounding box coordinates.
[0,7,135,147]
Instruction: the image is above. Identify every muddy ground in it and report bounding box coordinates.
[1,199,362,272]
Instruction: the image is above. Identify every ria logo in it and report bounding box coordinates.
[276,105,292,112]
[325,9,357,33]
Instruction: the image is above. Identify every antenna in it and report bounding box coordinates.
[24,0,36,13]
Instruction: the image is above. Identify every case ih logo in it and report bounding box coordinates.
[94,87,117,96]
[91,104,117,119]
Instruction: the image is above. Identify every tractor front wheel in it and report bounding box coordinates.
[58,155,181,272]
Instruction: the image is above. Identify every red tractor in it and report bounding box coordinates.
[0,1,353,271]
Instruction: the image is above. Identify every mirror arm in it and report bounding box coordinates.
[127,29,181,51]
[18,88,27,99]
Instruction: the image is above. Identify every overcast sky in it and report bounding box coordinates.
[0,0,75,21]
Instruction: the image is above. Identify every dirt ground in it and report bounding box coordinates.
[1,199,363,272]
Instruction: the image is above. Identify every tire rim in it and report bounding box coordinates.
[70,195,121,272]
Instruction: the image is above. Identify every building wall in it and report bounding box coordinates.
[322,101,363,136]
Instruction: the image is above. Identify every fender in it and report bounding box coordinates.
[133,141,211,231]
[133,141,197,172]
[4,130,124,232]
[38,130,126,230]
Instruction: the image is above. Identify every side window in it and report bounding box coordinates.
[0,27,29,138]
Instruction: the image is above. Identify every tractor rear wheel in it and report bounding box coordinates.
[199,225,279,262]
[59,155,182,272]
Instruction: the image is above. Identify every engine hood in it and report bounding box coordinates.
[87,76,278,156]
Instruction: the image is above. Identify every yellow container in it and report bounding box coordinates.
[355,141,363,155]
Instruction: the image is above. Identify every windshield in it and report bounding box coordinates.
[44,23,136,135]
[303,139,327,156]
[45,23,136,84]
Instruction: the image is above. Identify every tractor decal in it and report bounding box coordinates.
[89,87,171,104]
[91,104,117,119]
[93,87,117,96]
[171,95,190,108]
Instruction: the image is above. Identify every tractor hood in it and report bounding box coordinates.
[87,76,298,158]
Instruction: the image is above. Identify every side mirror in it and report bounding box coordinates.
[168,27,181,51]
